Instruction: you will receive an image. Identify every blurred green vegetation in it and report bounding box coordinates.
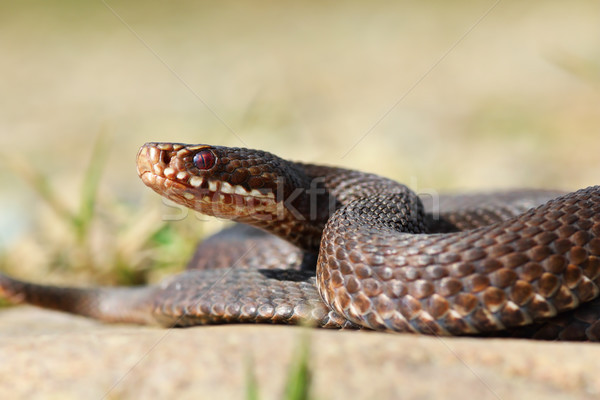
[246,334,313,400]
[1,131,204,288]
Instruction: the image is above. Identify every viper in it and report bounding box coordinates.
[1,142,599,340]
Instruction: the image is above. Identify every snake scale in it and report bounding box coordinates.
[1,142,600,341]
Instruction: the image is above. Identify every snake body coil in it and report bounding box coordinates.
[1,142,599,340]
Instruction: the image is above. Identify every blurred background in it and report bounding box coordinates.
[0,1,598,286]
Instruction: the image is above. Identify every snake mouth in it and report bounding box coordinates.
[136,142,278,220]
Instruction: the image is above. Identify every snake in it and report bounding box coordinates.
[1,142,600,341]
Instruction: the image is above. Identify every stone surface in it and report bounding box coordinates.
[0,306,599,399]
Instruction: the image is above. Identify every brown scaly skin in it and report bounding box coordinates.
[1,142,600,341]
[318,187,600,336]
[135,143,390,252]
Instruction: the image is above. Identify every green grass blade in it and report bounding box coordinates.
[284,334,312,400]
[245,354,260,400]
[75,129,112,242]
[2,153,77,227]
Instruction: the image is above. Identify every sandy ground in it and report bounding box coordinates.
[0,307,599,400]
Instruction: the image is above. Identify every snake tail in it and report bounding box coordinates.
[0,273,158,325]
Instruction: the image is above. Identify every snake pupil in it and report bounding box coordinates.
[193,150,216,170]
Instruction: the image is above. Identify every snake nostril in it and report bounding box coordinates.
[161,152,172,165]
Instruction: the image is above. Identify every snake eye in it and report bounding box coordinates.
[193,150,216,170]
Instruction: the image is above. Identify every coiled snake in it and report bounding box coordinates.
[1,142,600,340]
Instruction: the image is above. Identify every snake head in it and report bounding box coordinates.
[136,142,304,222]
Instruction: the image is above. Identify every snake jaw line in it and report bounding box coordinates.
[189,176,203,187]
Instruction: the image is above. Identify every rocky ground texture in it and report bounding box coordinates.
[1,306,599,399]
